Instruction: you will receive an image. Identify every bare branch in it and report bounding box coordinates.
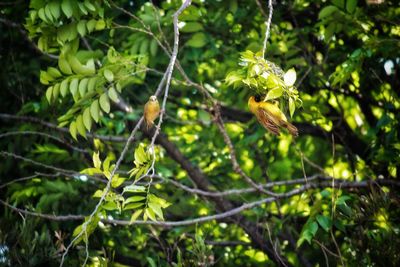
[262,0,274,58]
[2,178,398,227]
[213,105,280,197]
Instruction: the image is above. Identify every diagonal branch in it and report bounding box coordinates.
[59,117,144,266]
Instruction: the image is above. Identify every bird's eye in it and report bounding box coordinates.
[254,95,261,102]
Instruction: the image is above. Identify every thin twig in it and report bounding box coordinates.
[2,178,399,227]
[262,0,274,58]
[213,106,280,197]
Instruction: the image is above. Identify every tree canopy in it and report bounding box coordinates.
[0,0,399,266]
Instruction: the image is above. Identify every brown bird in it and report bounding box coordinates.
[144,95,160,130]
[248,96,298,137]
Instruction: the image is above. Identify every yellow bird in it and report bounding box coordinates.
[248,96,298,137]
[144,95,160,130]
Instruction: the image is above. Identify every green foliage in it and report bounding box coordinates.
[128,144,152,180]
[1,0,400,266]
[226,50,302,117]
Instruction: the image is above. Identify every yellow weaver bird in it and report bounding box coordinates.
[248,96,298,137]
[144,95,160,130]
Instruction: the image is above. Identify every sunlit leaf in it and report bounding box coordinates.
[99,93,110,113]
[284,68,297,86]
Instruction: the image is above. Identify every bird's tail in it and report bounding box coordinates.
[285,122,298,137]
[145,120,153,131]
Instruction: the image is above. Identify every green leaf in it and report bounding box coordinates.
[45,86,53,103]
[103,69,114,82]
[52,83,60,101]
[147,257,157,267]
[95,19,106,30]
[83,59,96,75]
[81,167,102,176]
[332,0,345,9]
[265,87,283,101]
[148,194,171,209]
[289,97,295,117]
[77,2,88,15]
[265,73,281,89]
[297,220,319,247]
[99,93,110,113]
[125,196,146,204]
[77,20,87,36]
[148,202,164,220]
[181,22,203,33]
[47,67,62,79]
[108,87,119,103]
[58,55,73,75]
[76,115,87,138]
[87,19,96,33]
[334,219,346,232]
[69,78,79,100]
[60,79,69,97]
[92,189,104,198]
[336,195,351,205]
[103,200,118,211]
[346,0,357,13]
[38,8,47,23]
[69,121,78,140]
[123,185,146,193]
[83,107,92,131]
[130,209,143,224]
[40,70,53,84]
[325,23,335,40]
[318,5,338,19]
[61,0,73,18]
[115,82,122,93]
[44,4,54,22]
[316,215,332,232]
[124,202,144,210]
[186,32,207,48]
[49,2,60,20]
[90,100,100,122]
[93,151,101,169]
[338,203,352,217]
[87,77,98,92]
[135,145,148,164]
[72,215,100,245]
[84,0,96,12]
[145,208,157,221]
[68,54,88,75]
[150,39,158,56]
[140,39,149,55]
[308,221,319,236]
[103,156,111,172]
[78,78,88,97]
[111,176,126,188]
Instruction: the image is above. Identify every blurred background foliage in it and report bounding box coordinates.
[0,0,399,266]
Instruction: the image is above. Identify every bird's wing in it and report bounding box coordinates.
[256,107,281,135]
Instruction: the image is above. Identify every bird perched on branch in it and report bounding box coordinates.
[248,95,298,137]
[144,95,160,130]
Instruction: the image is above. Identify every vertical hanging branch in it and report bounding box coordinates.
[147,0,192,170]
[150,0,192,147]
[59,1,192,266]
[262,0,274,58]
